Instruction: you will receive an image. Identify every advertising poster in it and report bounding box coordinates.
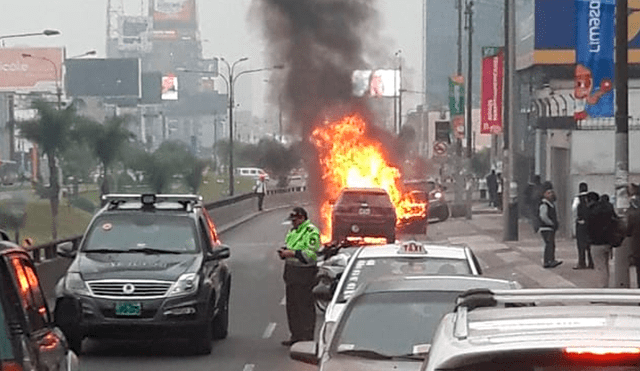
[0,48,64,93]
[480,47,503,134]
[351,69,400,97]
[162,73,178,100]
[448,75,465,139]
[574,0,615,119]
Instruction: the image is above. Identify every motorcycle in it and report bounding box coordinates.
[312,241,352,313]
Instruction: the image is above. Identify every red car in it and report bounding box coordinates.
[331,188,397,243]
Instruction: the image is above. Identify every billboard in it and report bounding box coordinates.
[153,0,196,25]
[481,47,504,134]
[162,73,178,100]
[65,58,141,97]
[0,48,64,93]
[118,16,152,52]
[352,69,400,97]
[574,0,614,119]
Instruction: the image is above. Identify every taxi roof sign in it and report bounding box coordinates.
[399,241,427,254]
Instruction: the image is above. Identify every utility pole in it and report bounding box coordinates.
[503,0,518,241]
[465,0,473,159]
[613,0,630,287]
[8,95,15,161]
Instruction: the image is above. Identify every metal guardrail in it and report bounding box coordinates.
[25,186,307,263]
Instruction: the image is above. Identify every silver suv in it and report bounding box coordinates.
[422,288,640,371]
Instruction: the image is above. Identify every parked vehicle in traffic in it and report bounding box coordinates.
[331,187,397,243]
[54,194,231,355]
[236,167,270,181]
[0,240,79,371]
[291,275,520,370]
[423,288,640,371]
[311,241,485,358]
[404,178,450,222]
[397,189,430,234]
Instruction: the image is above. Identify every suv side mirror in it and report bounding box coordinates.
[57,241,76,258]
[207,245,230,261]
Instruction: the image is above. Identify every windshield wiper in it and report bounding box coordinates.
[127,247,182,255]
[336,349,392,360]
[83,248,129,253]
[389,353,425,361]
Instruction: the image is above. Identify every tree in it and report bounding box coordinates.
[140,141,190,193]
[19,100,80,240]
[76,115,134,196]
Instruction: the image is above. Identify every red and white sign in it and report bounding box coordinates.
[154,0,196,23]
[0,48,64,93]
[162,73,178,100]
[433,141,448,156]
[481,48,504,134]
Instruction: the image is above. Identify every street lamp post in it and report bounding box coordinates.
[21,53,62,109]
[177,60,284,196]
[0,29,60,46]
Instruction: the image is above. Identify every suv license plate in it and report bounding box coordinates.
[358,208,371,215]
[115,302,141,316]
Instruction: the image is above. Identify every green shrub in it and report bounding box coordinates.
[71,197,96,214]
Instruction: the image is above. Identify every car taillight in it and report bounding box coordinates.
[564,347,640,362]
[1,361,23,371]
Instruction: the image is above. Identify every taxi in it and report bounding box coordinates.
[314,241,483,357]
[291,275,519,371]
[422,288,640,371]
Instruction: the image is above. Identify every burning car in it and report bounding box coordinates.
[331,187,397,243]
[405,178,450,223]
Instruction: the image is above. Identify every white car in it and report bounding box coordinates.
[423,288,640,371]
[315,241,484,356]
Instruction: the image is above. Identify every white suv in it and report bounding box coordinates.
[423,288,640,371]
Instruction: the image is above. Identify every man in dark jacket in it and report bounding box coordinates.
[538,181,562,268]
[626,183,640,287]
[573,182,593,269]
[586,192,616,287]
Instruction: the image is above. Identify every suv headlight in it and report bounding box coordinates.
[168,273,199,297]
[64,273,90,296]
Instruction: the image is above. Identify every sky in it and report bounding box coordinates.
[0,0,424,119]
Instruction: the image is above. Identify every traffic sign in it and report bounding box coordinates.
[433,141,448,156]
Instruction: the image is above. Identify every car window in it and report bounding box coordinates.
[337,191,392,207]
[331,291,460,357]
[0,292,14,360]
[9,257,48,331]
[337,257,471,301]
[83,215,198,253]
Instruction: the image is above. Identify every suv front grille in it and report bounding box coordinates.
[88,280,173,298]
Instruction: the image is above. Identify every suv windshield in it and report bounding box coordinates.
[82,214,199,253]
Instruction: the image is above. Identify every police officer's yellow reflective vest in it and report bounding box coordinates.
[285,220,320,266]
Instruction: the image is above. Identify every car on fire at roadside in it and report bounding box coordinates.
[53,194,231,355]
[331,187,397,243]
[404,178,449,223]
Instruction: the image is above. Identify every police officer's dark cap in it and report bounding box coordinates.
[287,207,308,220]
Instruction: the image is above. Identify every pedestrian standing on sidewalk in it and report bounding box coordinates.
[254,174,267,211]
[586,192,616,288]
[539,181,562,268]
[626,183,640,287]
[572,182,593,269]
[486,170,498,207]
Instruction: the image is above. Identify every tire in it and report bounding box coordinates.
[191,322,212,355]
[212,279,230,340]
[54,298,83,354]
[386,231,396,243]
[439,205,450,222]
[65,328,83,355]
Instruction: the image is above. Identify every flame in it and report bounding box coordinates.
[311,113,427,242]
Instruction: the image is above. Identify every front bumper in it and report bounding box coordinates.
[56,292,210,339]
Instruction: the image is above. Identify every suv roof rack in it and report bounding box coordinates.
[453,288,640,339]
[102,194,203,211]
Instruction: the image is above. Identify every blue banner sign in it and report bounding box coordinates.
[573,0,614,119]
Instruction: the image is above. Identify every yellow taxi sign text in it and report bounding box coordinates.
[399,241,427,254]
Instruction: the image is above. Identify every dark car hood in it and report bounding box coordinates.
[72,252,200,281]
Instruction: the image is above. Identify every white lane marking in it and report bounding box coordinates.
[242,364,255,371]
[280,296,286,306]
[263,322,277,339]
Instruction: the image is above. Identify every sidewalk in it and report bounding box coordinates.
[425,201,637,289]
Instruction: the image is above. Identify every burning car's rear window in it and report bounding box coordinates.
[337,191,393,207]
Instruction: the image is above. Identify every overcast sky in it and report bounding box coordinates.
[1,0,424,117]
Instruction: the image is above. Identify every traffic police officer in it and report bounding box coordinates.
[278,206,320,346]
